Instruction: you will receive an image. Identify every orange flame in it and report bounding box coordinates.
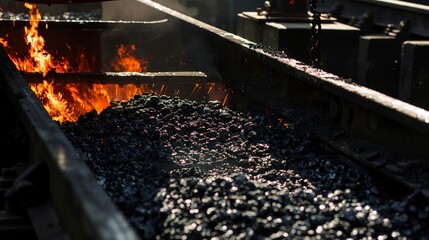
[112,43,148,72]
[0,37,8,46]
[20,3,69,76]
[2,4,229,123]
[27,42,147,122]
[1,3,148,123]
[30,80,76,123]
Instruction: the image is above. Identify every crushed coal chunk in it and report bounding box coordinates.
[60,93,428,239]
[0,9,101,21]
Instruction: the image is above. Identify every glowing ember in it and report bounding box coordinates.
[222,93,229,106]
[191,83,201,98]
[0,37,7,46]
[278,118,289,128]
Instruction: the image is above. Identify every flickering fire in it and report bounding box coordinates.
[0,3,147,123]
[29,42,148,122]
[20,3,69,76]
[0,37,7,46]
[0,3,230,123]
[112,44,148,72]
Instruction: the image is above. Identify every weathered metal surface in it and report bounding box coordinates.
[320,0,429,38]
[260,0,310,17]
[0,46,139,240]
[137,0,429,159]
[399,41,429,110]
[240,11,334,23]
[27,200,70,240]
[0,210,36,239]
[236,15,360,79]
[152,0,261,33]
[357,35,401,97]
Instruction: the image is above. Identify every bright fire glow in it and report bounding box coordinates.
[112,43,148,72]
[1,3,229,123]
[0,37,7,46]
[1,3,147,123]
[20,3,70,76]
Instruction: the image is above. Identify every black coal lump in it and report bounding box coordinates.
[60,93,429,239]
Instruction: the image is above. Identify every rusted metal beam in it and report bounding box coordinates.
[22,71,218,84]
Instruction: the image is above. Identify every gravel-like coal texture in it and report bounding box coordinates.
[0,10,101,20]
[60,93,429,240]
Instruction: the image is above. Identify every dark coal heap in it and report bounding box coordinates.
[60,93,428,239]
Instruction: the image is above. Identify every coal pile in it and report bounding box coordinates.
[60,93,429,239]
